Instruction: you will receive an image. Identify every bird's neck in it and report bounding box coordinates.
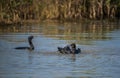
[71,48,76,54]
[29,39,34,50]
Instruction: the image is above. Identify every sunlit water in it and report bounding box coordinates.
[0,21,120,78]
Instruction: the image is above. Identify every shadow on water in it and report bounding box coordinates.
[0,21,120,45]
[0,21,120,40]
[0,21,120,78]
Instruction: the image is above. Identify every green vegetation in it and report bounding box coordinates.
[0,0,120,24]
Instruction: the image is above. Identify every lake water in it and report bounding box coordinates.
[0,21,120,78]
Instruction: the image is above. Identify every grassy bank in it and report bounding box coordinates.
[0,0,120,25]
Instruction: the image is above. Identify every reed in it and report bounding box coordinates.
[0,0,120,24]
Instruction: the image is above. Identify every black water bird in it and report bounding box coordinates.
[15,36,34,50]
[58,43,81,54]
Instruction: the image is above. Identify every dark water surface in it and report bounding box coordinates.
[0,21,120,78]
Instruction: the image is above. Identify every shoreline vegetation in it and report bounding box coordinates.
[0,0,120,25]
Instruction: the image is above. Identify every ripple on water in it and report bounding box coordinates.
[0,22,120,78]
